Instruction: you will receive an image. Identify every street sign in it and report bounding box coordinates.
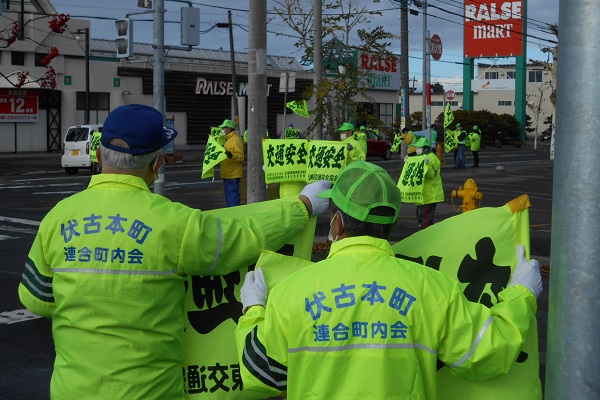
[279,72,296,93]
[0,90,38,122]
[446,90,456,100]
[431,34,443,61]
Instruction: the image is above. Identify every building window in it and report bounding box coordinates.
[34,53,46,67]
[431,101,444,106]
[380,103,393,127]
[529,70,543,83]
[11,51,25,66]
[507,71,516,79]
[485,71,499,79]
[77,92,110,123]
[498,100,512,106]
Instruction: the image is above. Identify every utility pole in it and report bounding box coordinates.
[400,0,409,158]
[313,0,323,139]
[421,0,431,144]
[153,0,166,195]
[225,11,238,125]
[247,0,267,203]
[545,1,600,398]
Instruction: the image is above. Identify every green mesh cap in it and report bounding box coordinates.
[318,161,401,224]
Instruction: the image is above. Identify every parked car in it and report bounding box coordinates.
[365,130,392,160]
[539,128,552,141]
[61,124,102,175]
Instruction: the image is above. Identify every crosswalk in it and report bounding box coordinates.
[0,216,39,241]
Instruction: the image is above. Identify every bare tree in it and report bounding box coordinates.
[271,0,396,138]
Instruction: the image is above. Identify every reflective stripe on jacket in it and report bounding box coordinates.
[237,236,537,399]
[19,173,310,400]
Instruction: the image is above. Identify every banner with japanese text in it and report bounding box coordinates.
[398,155,427,205]
[392,195,542,399]
[262,139,309,184]
[210,127,226,146]
[306,140,348,183]
[182,203,318,399]
[201,135,227,180]
[391,133,402,153]
[284,128,301,139]
[444,102,454,128]
[444,130,458,153]
[286,100,309,118]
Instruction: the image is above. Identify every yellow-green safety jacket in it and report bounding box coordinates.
[236,236,537,399]
[221,130,244,179]
[19,173,310,400]
[354,131,368,155]
[468,130,482,152]
[423,151,445,204]
[342,135,366,164]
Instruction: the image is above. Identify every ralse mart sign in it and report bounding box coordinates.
[464,1,524,58]
[357,51,401,91]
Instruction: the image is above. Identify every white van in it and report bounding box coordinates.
[61,124,102,175]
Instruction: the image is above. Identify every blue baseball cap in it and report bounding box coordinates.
[101,104,178,155]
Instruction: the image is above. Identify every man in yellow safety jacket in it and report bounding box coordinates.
[18,104,331,400]
[468,125,482,167]
[355,125,368,155]
[218,119,244,206]
[338,122,366,164]
[236,161,542,399]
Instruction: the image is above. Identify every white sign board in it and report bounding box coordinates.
[471,79,516,91]
[279,72,296,93]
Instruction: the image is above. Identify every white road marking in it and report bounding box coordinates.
[0,216,40,226]
[0,225,38,235]
[0,309,43,325]
[0,234,18,241]
[33,191,78,195]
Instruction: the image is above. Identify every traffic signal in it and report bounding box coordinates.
[115,18,133,58]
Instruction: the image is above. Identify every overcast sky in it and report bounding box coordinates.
[53,0,560,91]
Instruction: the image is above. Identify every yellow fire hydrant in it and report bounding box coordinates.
[451,178,483,213]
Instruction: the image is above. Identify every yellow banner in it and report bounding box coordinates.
[286,100,309,118]
[201,135,228,180]
[182,203,317,399]
[306,140,348,183]
[262,139,309,184]
[444,102,455,128]
[444,130,458,153]
[391,133,402,153]
[398,154,428,205]
[392,195,542,400]
[210,127,226,147]
[89,131,101,163]
[284,128,301,139]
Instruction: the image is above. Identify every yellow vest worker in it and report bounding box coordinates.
[18,104,332,400]
[236,161,542,400]
[338,122,365,164]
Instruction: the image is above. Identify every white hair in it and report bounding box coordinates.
[99,140,162,172]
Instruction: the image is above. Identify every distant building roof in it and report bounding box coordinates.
[90,39,307,72]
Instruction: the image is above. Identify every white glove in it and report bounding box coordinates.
[299,180,331,216]
[508,244,543,298]
[240,267,268,314]
[424,156,430,165]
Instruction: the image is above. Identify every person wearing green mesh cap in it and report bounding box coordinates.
[236,160,543,399]
[338,122,365,164]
